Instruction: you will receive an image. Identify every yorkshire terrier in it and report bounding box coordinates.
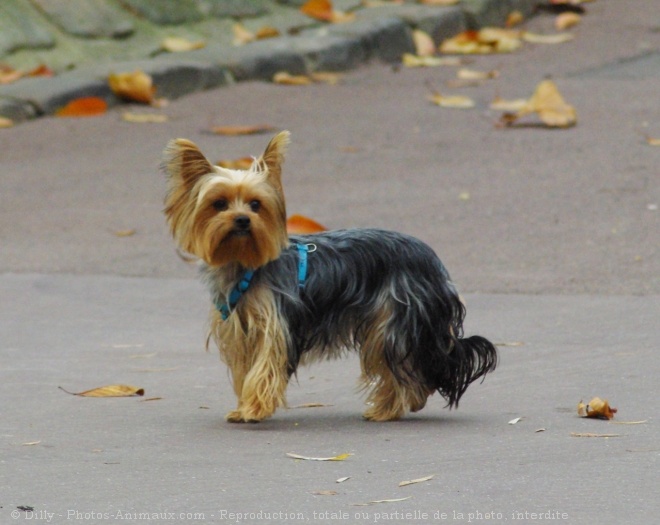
[163,131,497,423]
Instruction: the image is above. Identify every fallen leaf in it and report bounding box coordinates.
[0,116,14,128]
[114,229,136,237]
[217,157,254,170]
[399,475,434,487]
[273,71,314,85]
[300,0,354,23]
[22,441,42,446]
[535,428,546,433]
[508,417,523,425]
[457,68,499,80]
[489,97,529,112]
[458,191,470,201]
[255,26,281,40]
[428,92,475,109]
[286,452,352,461]
[56,97,108,117]
[522,31,574,44]
[122,112,168,123]
[645,136,660,146]
[555,12,581,30]
[402,54,460,67]
[440,28,522,54]
[500,79,577,128]
[412,29,436,57]
[233,23,254,44]
[0,64,23,84]
[578,397,617,420]
[336,477,350,483]
[161,36,205,53]
[59,385,144,397]
[286,214,328,234]
[312,490,338,496]
[571,432,621,438]
[309,71,342,85]
[506,10,524,28]
[353,497,412,506]
[609,420,647,425]
[209,124,276,136]
[494,340,525,347]
[108,70,156,104]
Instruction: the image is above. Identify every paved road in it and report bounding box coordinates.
[1,0,658,524]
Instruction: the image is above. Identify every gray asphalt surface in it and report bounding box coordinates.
[1,1,658,524]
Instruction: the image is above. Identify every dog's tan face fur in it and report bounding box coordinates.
[163,131,290,269]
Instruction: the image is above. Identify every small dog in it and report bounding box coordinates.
[163,131,497,423]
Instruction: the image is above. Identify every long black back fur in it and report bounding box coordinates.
[236,229,497,408]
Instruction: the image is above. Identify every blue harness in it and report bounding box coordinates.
[216,243,313,321]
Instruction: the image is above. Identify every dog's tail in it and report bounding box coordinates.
[435,335,498,409]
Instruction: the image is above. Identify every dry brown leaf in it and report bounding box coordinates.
[273,71,314,85]
[114,229,136,237]
[578,397,617,420]
[0,116,14,128]
[289,402,334,409]
[287,214,328,234]
[399,475,434,487]
[286,452,352,461]
[555,12,581,30]
[506,10,524,27]
[645,136,660,146]
[440,28,522,54]
[522,31,574,44]
[209,124,276,136]
[402,54,463,67]
[108,70,156,104]
[428,92,475,109]
[161,36,205,53]
[457,67,499,80]
[309,71,343,84]
[312,490,338,496]
[255,26,281,40]
[232,23,255,45]
[59,385,144,397]
[121,112,168,123]
[500,79,576,128]
[300,0,354,23]
[217,157,254,170]
[56,97,108,117]
[412,29,436,57]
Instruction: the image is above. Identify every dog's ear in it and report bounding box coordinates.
[163,139,214,187]
[255,130,290,188]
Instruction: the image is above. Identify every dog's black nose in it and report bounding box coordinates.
[234,215,251,230]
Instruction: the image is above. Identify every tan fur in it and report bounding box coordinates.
[210,286,290,422]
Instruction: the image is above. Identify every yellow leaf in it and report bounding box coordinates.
[0,116,14,128]
[309,71,342,84]
[114,229,136,237]
[255,26,281,40]
[645,136,660,146]
[489,97,529,112]
[522,32,574,44]
[440,28,522,54]
[286,452,352,461]
[399,475,434,487]
[59,385,145,397]
[161,36,205,53]
[428,92,475,109]
[500,79,577,128]
[506,10,524,28]
[580,396,617,420]
[108,70,156,104]
[412,29,436,57]
[457,68,499,80]
[121,112,168,123]
[273,71,314,85]
[402,53,462,67]
[555,12,581,31]
[232,23,255,45]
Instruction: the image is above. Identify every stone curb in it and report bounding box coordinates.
[0,0,539,124]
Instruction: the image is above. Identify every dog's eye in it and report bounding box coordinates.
[249,200,261,213]
[212,199,228,211]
